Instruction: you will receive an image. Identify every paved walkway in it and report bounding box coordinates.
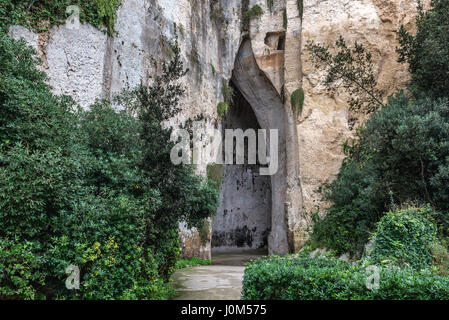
[172,250,266,300]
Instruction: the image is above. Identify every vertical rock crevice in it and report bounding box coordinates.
[231,38,289,255]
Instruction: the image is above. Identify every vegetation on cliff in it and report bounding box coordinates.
[244,4,263,21]
[0,27,218,299]
[306,36,384,127]
[0,0,121,34]
[307,0,449,257]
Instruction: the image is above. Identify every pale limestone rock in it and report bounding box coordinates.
[7,0,427,257]
[8,25,38,51]
[45,24,108,108]
[299,0,426,215]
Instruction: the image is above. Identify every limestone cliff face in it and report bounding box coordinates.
[9,0,426,258]
[299,0,427,216]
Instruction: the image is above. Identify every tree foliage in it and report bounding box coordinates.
[397,0,449,99]
[306,36,384,126]
[310,1,449,258]
[0,30,218,299]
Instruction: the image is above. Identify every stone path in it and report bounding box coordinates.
[172,250,266,300]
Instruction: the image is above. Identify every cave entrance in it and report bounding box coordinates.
[211,81,272,253]
[211,39,289,255]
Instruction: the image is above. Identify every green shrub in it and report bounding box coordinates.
[367,207,437,270]
[311,205,376,256]
[0,32,86,243]
[242,254,449,300]
[291,88,305,115]
[0,239,44,300]
[95,0,121,35]
[314,93,449,254]
[397,0,449,99]
[0,31,218,299]
[430,242,449,276]
[217,101,228,118]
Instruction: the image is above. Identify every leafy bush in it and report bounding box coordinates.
[367,207,438,270]
[0,32,86,243]
[313,94,449,254]
[0,30,218,299]
[217,101,228,118]
[242,254,449,300]
[291,88,305,115]
[397,0,449,99]
[244,5,263,21]
[311,205,376,255]
[430,242,449,276]
[0,239,44,300]
[48,236,175,300]
[0,0,121,34]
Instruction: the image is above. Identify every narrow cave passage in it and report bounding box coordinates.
[211,38,289,256]
[211,82,272,252]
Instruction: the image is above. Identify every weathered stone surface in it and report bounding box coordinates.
[8,25,38,51]
[44,24,109,109]
[107,0,150,96]
[299,0,426,216]
[232,38,290,255]
[8,0,426,257]
[249,0,286,93]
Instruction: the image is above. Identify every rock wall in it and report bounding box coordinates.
[212,88,272,251]
[299,0,427,217]
[9,0,427,258]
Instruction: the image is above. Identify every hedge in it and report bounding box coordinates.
[242,255,449,300]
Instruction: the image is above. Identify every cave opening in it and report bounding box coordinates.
[211,81,272,253]
[210,38,289,257]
